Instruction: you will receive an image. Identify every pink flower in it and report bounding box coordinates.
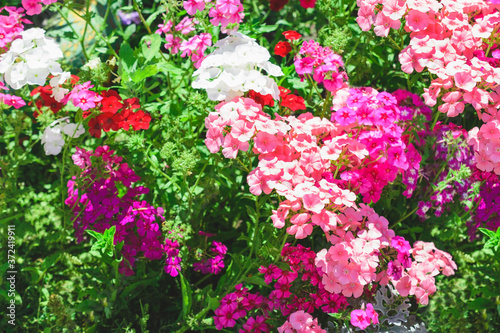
[350,309,370,330]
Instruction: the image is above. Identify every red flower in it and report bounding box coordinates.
[100,90,123,114]
[129,110,151,131]
[283,30,302,40]
[88,117,103,138]
[282,94,306,111]
[274,41,292,57]
[248,90,275,108]
[279,86,291,98]
[123,97,141,110]
[97,112,122,132]
[269,0,289,11]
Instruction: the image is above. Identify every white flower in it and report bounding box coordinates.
[41,118,85,155]
[0,28,66,90]
[192,32,283,101]
[83,58,101,70]
[41,125,65,155]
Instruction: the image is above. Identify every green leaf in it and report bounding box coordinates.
[123,24,136,40]
[468,297,495,310]
[142,33,162,62]
[179,272,193,320]
[158,61,184,76]
[479,228,496,239]
[131,64,158,83]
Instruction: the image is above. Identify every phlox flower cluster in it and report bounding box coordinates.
[65,146,179,276]
[192,32,283,101]
[0,28,70,90]
[193,241,227,275]
[21,0,57,16]
[0,82,26,109]
[391,241,457,305]
[83,89,151,139]
[356,0,500,118]
[30,75,80,116]
[350,303,378,330]
[279,86,306,112]
[183,0,244,32]
[414,123,475,219]
[64,80,103,111]
[155,18,212,69]
[213,244,347,331]
[317,205,456,306]
[213,284,271,332]
[315,205,396,299]
[0,6,28,50]
[277,310,326,333]
[331,87,428,203]
[41,117,84,155]
[293,39,348,93]
[468,120,500,174]
[467,170,500,239]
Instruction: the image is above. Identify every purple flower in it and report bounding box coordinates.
[117,10,141,25]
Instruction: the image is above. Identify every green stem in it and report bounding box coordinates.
[390,206,418,229]
[57,6,89,62]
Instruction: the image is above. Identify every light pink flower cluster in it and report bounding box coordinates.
[356,0,500,117]
[21,0,57,16]
[278,310,326,333]
[294,40,349,93]
[392,241,457,305]
[155,18,212,68]
[468,119,500,173]
[316,205,456,305]
[0,6,27,50]
[315,205,396,299]
[350,303,378,330]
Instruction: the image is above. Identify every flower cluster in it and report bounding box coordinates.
[467,171,500,239]
[0,84,26,109]
[294,39,348,93]
[213,244,347,331]
[0,6,27,50]
[278,310,326,333]
[117,10,141,26]
[193,241,227,275]
[279,86,306,112]
[414,123,474,219]
[0,28,70,90]
[21,0,57,16]
[192,32,283,101]
[65,146,171,276]
[331,87,428,203]
[183,0,244,31]
[84,90,151,138]
[41,117,85,155]
[393,241,457,305]
[350,303,378,330]
[155,18,212,68]
[355,0,500,174]
[469,120,500,174]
